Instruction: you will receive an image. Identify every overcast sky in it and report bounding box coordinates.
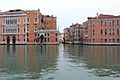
[0,0,120,32]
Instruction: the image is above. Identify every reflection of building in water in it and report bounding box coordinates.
[63,44,83,59]
[0,46,4,69]
[27,45,58,72]
[63,45,120,77]
[83,46,120,77]
[0,45,58,73]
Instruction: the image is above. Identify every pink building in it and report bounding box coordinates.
[0,9,59,44]
[83,14,120,45]
[0,9,27,44]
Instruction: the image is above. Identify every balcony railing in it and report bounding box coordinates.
[38,30,59,33]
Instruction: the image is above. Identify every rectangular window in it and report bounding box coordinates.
[27,38,29,42]
[48,38,49,42]
[24,18,26,24]
[117,29,119,35]
[117,20,119,26]
[24,28,26,33]
[18,28,20,33]
[93,30,95,35]
[17,19,20,24]
[56,38,58,42]
[112,29,115,35]
[27,33,29,37]
[56,33,57,36]
[44,38,46,42]
[109,29,111,35]
[104,21,107,26]
[48,33,49,36]
[105,29,107,35]
[27,18,29,22]
[34,17,37,22]
[105,39,107,42]
[101,20,103,26]
[112,20,114,26]
[101,29,103,35]
[3,28,4,33]
[117,39,119,43]
[109,21,111,26]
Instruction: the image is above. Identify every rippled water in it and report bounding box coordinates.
[0,44,120,80]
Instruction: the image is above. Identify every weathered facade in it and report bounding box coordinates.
[59,33,64,43]
[83,14,120,45]
[63,23,83,44]
[69,23,83,44]
[63,28,70,43]
[0,9,59,44]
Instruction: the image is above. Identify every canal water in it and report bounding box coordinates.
[0,44,120,80]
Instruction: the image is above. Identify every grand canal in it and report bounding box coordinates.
[0,44,120,80]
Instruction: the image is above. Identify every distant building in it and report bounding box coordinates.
[83,14,120,45]
[63,28,70,43]
[59,33,64,43]
[83,21,88,44]
[63,23,83,44]
[0,9,59,44]
[69,23,83,44]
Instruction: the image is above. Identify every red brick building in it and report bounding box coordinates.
[83,14,120,45]
[0,9,59,44]
[38,15,59,44]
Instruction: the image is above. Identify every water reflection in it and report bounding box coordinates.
[83,46,120,77]
[0,44,120,80]
[63,44,120,78]
[0,45,58,79]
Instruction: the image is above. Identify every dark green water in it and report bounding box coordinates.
[0,44,120,80]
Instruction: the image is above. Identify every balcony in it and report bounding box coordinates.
[38,30,59,33]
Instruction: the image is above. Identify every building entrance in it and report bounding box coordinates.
[40,34,44,43]
[12,35,16,44]
[7,36,10,44]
